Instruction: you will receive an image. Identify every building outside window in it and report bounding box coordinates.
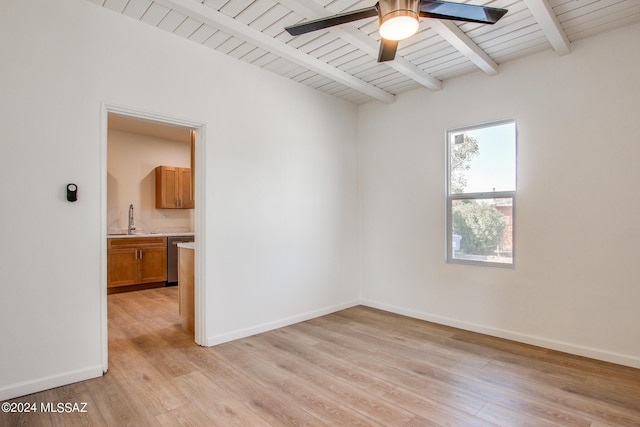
[446,119,516,267]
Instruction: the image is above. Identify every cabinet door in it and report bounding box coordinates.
[178,167,194,208]
[156,166,178,208]
[107,248,138,288]
[139,247,167,284]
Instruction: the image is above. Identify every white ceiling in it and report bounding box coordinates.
[88,0,640,104]
[108,113,193,141]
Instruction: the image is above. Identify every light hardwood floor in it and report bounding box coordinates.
[2,287,640,426]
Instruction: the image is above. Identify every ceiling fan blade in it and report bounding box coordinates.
[285,6,379,36]
[378,38,399,62]
[419,0,507,24]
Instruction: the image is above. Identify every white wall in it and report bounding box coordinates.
[107,130,192,234]
[0,0,359,399]
[358,23,640,367]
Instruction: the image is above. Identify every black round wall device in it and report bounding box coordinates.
[67,183,78,202]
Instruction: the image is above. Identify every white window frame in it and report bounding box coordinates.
[446,119,516,268]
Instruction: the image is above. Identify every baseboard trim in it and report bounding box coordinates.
[361,299,640,370]
[205,299,360,347]
[0,365,103,402]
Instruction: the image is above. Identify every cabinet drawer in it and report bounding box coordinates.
[108,237,167,249]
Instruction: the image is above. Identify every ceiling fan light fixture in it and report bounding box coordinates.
[377,0,420,41]
[379,12,419,40]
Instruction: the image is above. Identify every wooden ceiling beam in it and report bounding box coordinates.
[523,0,571,55]
[154,0,396,103]
[428,20,499,76]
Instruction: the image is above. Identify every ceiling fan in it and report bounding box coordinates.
[285,0,508,62]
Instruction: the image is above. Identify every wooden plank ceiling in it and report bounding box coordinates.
[87,0,640,104]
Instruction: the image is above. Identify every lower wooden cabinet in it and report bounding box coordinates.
[107,237,167,290]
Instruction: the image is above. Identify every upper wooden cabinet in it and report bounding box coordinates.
[155,166,194,209]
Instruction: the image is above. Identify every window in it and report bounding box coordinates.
[447,120,516,267]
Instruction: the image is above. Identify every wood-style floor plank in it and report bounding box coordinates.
[173,371,272,426]
[2,287,640,426]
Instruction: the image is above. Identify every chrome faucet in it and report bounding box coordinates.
[128,204,136,234]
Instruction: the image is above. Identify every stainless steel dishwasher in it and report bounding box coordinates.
[167,235,195,285]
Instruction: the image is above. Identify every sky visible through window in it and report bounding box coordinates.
[452,122,516,193]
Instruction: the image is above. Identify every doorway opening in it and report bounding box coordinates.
[101,105,206,372]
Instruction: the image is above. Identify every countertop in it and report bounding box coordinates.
[107,232,195,239]
[177,242,195,250]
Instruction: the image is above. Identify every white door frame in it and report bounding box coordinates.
[100,103,208,372]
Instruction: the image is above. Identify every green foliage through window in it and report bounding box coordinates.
[452,200,506,256]
[450,135,479,194]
